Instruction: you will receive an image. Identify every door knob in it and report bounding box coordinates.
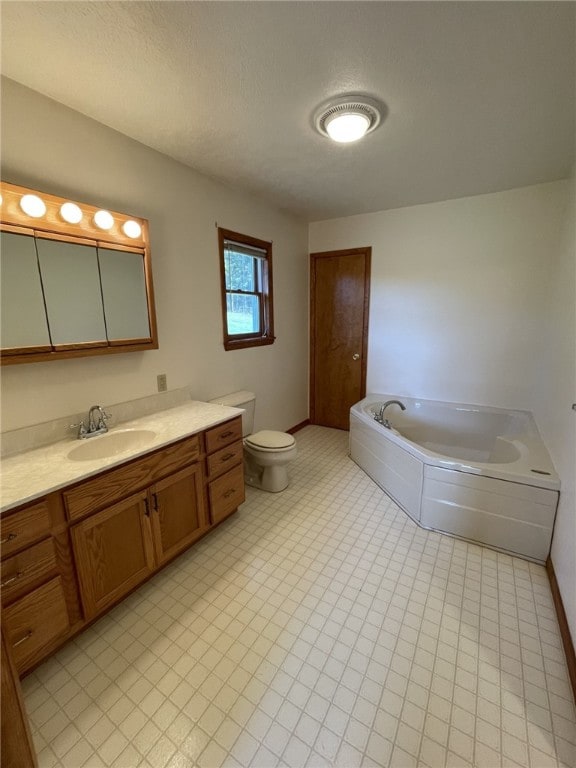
[352,353,360,360]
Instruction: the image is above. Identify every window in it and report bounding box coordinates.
[218,228,275,350]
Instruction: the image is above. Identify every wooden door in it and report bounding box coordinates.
[150,465,206,566]
[71,491,155,619]
[310,247,371,429]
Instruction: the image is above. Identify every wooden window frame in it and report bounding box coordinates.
[218,227,275,351]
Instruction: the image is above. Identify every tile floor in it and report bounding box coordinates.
[23,426,576,768]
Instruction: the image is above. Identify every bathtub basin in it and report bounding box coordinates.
[350,395,559,562]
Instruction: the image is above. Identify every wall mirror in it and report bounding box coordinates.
[0,182,158,365]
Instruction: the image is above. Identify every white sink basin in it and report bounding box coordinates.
[67,429,157,461]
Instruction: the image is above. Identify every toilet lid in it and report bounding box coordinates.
[245,430,295,450]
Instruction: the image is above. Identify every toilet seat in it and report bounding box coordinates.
[245,430,295,451]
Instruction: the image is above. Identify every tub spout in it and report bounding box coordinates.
[376,399,406,428]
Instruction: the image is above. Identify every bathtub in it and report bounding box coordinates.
[350,394,559,562]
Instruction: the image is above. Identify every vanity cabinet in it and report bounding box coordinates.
[69,436,208,620]
[1,410,245,768]
[1,539,58,604]
[1,497,80,674]
[150,464,206,566]
[3,578,70,671]
[205,418,245,525]
[0,414,244,673]
[71,491,156,619]
[209,465,245,525]
[62,435,201,522]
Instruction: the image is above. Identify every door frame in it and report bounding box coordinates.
[309,247,371,426]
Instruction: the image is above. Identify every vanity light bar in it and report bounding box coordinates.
[0,181,147,248]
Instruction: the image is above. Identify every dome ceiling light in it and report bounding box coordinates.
[314,95,384,144]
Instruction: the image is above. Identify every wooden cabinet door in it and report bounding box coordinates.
[71,491,155,619]
[150,465,206,566]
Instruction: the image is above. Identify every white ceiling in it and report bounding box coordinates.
[1,1,574,221]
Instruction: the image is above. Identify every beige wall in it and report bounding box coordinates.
[534,168,575,641]
[310,181,567,410]
[0,79,309,434]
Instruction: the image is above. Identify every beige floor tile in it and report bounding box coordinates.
[25,427,575,768]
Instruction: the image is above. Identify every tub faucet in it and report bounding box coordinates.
[376,400,406,429]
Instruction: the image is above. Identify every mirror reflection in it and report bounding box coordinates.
[98,247,151,341]
[0,231,51,349]
[35,238,107,347]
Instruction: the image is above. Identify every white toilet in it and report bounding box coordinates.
[209,391,297,492]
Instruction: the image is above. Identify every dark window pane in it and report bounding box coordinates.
[226,293,260,335]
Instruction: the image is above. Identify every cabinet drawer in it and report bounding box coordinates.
[1,501,51,558]
[207,440,243,479]
[64,435,200,521]
[209,464,245,525]
[205,418,243,455]
[1,538,58,604]
[3,576,70,672]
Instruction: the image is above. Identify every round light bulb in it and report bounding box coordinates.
[325,112,370,143]
[20,194,47,218]
[122,220,142,239]
[94,209,114,230]
[0,193,3,205]
[60,202,83,224]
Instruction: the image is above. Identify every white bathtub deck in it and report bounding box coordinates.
[350,397,559,563]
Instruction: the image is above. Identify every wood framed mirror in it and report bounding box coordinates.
[0,182,158,365]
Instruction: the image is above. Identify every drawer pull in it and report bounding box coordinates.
[223,488,236,498]
[1,532,17,545]
[221,453,235,462]
[13,630,33,648]
[143,498,151,517]
[220,431,234,440]
[1,571,25,588]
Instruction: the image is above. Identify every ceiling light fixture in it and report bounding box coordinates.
[314,94,384,144]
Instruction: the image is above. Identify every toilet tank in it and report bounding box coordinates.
[209,391,255,436]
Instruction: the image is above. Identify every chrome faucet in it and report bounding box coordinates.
[375,399,406,429]
[70,405,112,439]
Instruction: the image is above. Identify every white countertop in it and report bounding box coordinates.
[0,401,243,514]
